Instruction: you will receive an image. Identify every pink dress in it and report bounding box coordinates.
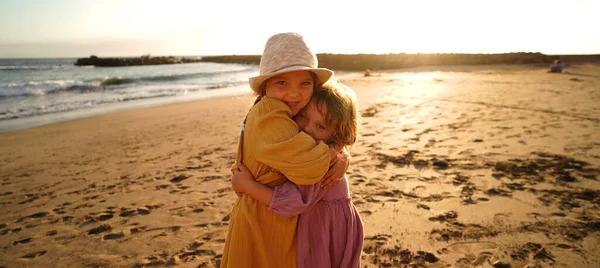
[268,175,364,268]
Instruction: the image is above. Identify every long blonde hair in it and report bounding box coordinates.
[311,80,360,148]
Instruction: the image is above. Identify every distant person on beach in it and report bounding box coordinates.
[231,80,364,267]
[550,57,564,73]
[220,32,350,267]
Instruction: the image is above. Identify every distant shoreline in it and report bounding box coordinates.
[199,53,600,71]
[74,55,203,67]
[66,53,600,69]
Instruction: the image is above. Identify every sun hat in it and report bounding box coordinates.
[249,32,334,94]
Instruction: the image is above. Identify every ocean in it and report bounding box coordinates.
[0,58,259,132]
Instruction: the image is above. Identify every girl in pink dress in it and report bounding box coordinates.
[232,81,364,268]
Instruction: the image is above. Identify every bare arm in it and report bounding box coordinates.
[232,162,332,216]
[232,162,274,205]
[252,98,331,185]
[321,147,350,189]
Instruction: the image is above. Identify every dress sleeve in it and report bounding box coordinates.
[253,98,330,185]
[268,178,328,216]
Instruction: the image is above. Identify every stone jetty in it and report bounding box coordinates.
[75,55,203,67]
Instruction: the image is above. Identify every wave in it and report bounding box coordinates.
[99,67,255,86]
[100,77,136,86]
[0,80,103,98]
[0,65,60,71]
[0,92,181,120]
[0,67,255,99]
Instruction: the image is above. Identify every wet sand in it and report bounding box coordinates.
[1,63,599,267]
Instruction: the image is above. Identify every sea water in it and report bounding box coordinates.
[0,58,258,132]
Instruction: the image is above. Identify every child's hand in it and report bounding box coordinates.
[328,144,344,161]
[322,149,350,189]
[327,144,344,166]
[231,162,255,196]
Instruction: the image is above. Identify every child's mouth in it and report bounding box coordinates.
[286,101,300,107]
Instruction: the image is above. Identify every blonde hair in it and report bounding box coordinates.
[311,80,360,148]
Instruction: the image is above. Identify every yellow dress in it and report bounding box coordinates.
[221,97,330,268]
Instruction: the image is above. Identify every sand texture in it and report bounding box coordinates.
[1,63,599,267]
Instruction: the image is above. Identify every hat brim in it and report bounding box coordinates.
[249,66,334,94]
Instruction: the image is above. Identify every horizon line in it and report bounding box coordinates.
[2,52,600,60]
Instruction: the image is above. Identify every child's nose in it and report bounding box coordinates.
[289,85,302,97]
[302,124,313,134]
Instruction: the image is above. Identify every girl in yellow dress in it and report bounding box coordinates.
[220,32,349,267]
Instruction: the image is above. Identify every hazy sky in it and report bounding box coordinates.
[1,0,598,58]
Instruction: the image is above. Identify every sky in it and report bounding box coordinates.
[0,0,598,58]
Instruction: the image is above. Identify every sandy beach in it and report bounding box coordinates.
[1,63,599,267]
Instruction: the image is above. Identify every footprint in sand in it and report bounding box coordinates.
[364,196,381,203]
[428,211,458,223]
[96,212,114,221]
[493,213,512,222]
[18,193,39,204]
[138,256,165,266]
[117,206,154,217]
[20,250,47,259]
[103,232,125,240]
[551,212,567,218]
[350,174,366,185]
[361,210,373,216]
[443,241,498,254]
[201,232,217,242]
[477,197,490,202]
[526,212,547,220]
[389,174,406,182]
[363,233,442,266]
[61,216,74,223]
[485,188,513,197]
[170,174,191,183]
[52,207,66,215]
[130,225,147,235]
[199,175,223,183]
[145,226,182,238]
[412,185,427,194]
[87,224,112,235]
[177,249,217,262]
[455,251,494,266]
[16,212,48,223]
[417,203,431,210]
[12,237,33,245]
[509,242,556,264]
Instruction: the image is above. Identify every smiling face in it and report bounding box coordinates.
[294,99,335,144]
[263,70,315,116]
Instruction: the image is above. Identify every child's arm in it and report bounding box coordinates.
[321,147,350,189]
[231,162,274,205]
[232,162,330,216]
[251,98,332,185]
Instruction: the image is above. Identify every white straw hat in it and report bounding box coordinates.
[249,32,334,94]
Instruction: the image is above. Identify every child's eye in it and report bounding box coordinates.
[301,81,313,86]
[317,124,326,130]
[275,81,287,85]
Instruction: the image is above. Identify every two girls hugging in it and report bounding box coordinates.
[221,32,364,268]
